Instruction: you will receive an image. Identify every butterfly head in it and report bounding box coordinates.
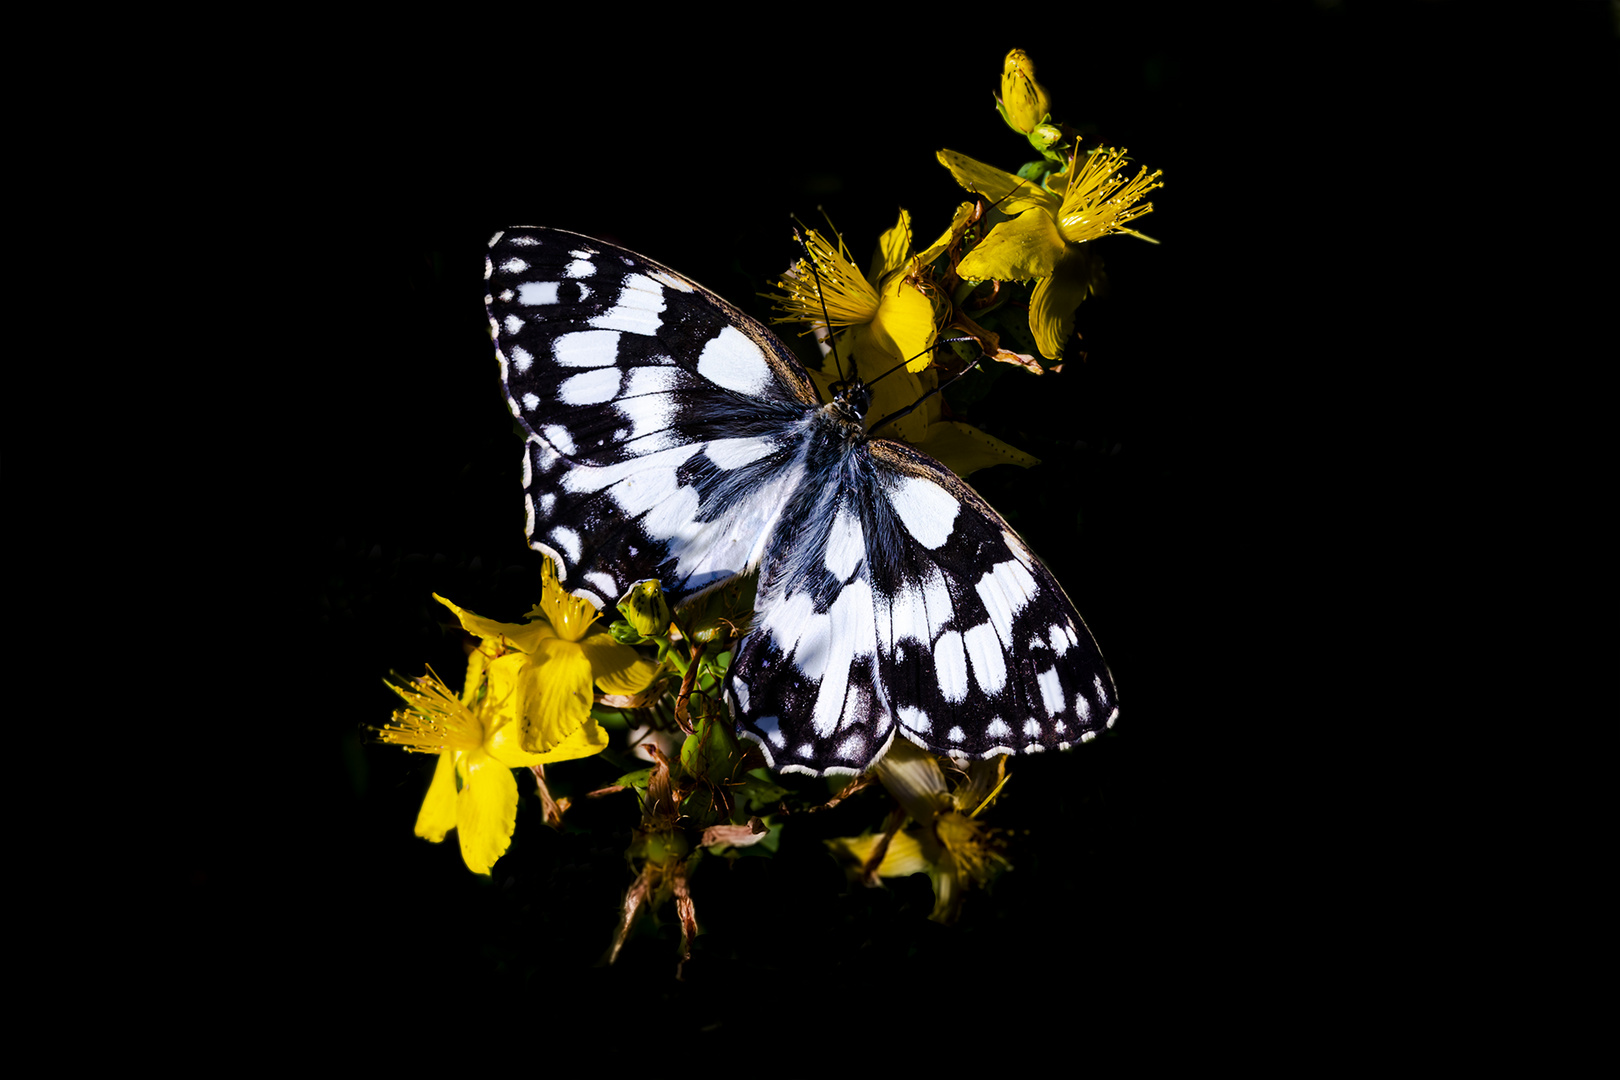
[826,378,871,428]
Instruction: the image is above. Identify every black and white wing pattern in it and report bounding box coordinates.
[485,228,1117,776]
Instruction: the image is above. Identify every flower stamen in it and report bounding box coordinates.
[769,227,880,333]
[1056,146,1164,244]
[379,667,484,754]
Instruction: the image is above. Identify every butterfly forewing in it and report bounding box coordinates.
[485,227,1117,776]
[486,228,819,610]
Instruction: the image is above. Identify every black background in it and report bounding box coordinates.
[167,2,1612,1054]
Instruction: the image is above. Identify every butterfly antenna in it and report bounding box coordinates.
[864,336,976,391]
[791,220,847,384]
[868,347,987,435]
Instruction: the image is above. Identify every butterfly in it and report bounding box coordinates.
[484,227,1117,776]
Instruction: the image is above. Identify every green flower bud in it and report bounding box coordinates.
[617,579,672,638]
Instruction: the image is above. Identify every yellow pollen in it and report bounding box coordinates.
[379,668,484,754]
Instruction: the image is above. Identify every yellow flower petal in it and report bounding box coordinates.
[956,208,1067,283]
[413,750,458,843]
[521,635,596,754]
[871,208,913,284]
[1029,249,1103,360]
[584,630,663,696]
[912,202,977,269]
[433,593,548,654]
[869,274,936,374]
[937,150,1056,217]
[916,420,1040,477]
[454,751,518,875]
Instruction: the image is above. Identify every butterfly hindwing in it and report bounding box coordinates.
[730,437,1117,775]
[485,227,1117,776]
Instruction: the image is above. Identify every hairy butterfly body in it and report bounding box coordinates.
[485,227,1117,776]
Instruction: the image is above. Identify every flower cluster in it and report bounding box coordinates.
[770,46,1161,378]
[379,559,657,874]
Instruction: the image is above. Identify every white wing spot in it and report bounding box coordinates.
[553,329,621,367]
[823,500,865,580]
[1093,674,1111,706]
[705,436,777,470]
[975,558,1037,644]
[542,424,576,455]
[985,718,1012,739]
[1023,718,1042,738]
[1049,623,1072,657]
[637,484,702,543]
[503,315,525,335]
[564,258,595,278]
[887,475,960,550]
[522,392,540,412]
[1036,667,1065,716]
[696,325,772,395]
[946,726,965,743]
[834,734,865,761]
[1075,693,1092,723]
[561,443,700,495]
[589,274,665,335]
[920,564,952,640]
[538,492,556,516]
[934,630,969,703]
[509,345,533,373]
[585,571,618,599]
[499,258,529,273]
[648,269,693,292]
[517,281,558,305]
[558,367,622,406]
[1002,530,1034,570]
[550,526,582,564]
[897,705,930,735]
[755,716,785,748]
[962,621,1008,694]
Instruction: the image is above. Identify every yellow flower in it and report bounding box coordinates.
[771,211,1038,478]
[434,559,660,756]
[382,567,660,874]
[380,654,571,876]
[940,146,1163,360]
[828,739,1012,922]
[771,210,938,378]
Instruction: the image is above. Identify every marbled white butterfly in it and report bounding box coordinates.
[485,228,1117,776]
